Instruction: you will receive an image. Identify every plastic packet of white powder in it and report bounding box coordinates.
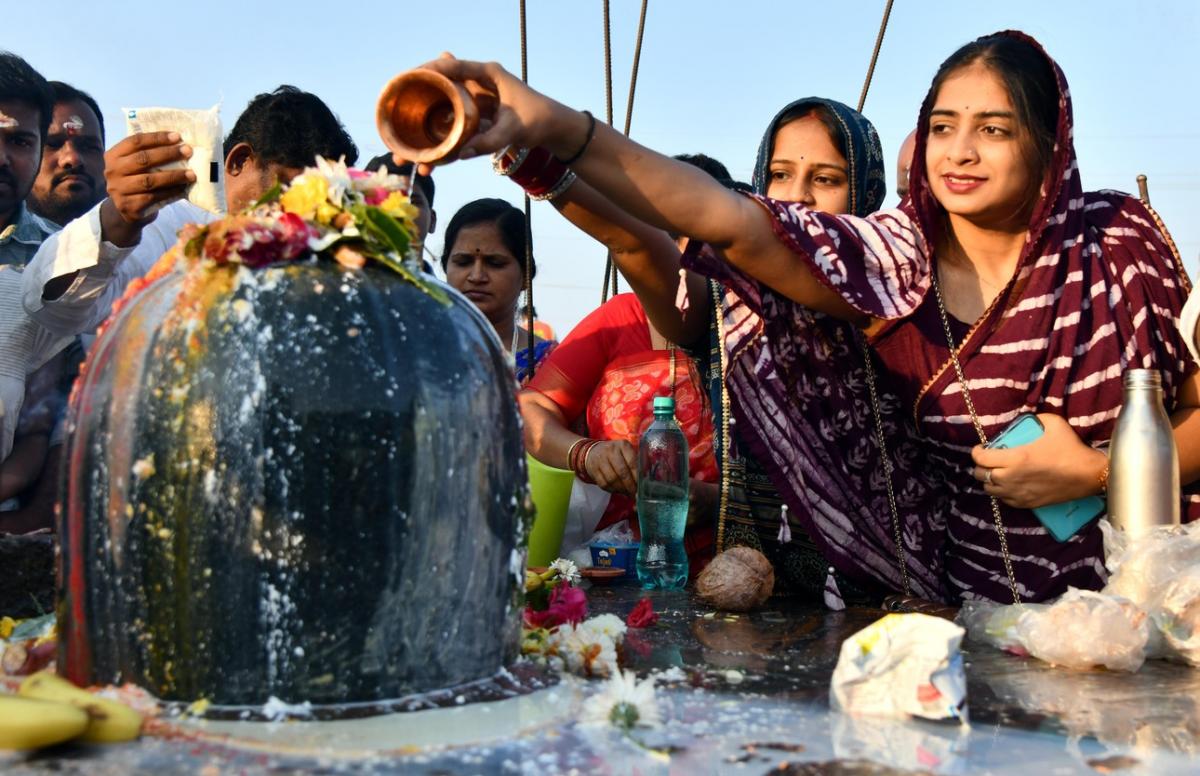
[124,104,224,215]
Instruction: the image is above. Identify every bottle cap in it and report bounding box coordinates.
[653,396,675,412]
[1123,368,1161,390]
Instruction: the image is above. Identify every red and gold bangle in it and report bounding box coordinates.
[493,145,577,201]
[565,438,586,472]
[569,438,599,484]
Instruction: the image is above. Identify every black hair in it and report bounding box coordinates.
[774,103,848,163]
[926,33,1058,185]
[0,51,53,140]
[670,153,741,240]
[672,153,731,183]
[364,153,434,206]
[223,85,358,167]
[47,81,105,143]
[440,198,535,279]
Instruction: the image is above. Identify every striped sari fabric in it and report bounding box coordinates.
[684,30,1199,603]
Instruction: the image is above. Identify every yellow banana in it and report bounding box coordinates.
[0,694,89,750]
[18,672,143,744]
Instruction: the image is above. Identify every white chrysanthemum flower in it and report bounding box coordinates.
[550,558,581,585]
[580,670,661,729]
[580,613,627,642]
[353,165,408,195]
[313,156,352,206]
[548,623,620,678]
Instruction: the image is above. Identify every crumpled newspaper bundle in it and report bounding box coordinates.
[830,613,968,723]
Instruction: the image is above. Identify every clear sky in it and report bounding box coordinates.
[8,1,1199,336]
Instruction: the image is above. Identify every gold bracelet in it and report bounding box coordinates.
[1098,461,1111,494]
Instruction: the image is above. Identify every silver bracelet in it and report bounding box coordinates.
[492,146,529,177]
[531,170,578,202]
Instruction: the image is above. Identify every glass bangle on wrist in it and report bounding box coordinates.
[492,145,576,201]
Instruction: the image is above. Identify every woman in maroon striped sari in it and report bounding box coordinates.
[400,30,1200,603]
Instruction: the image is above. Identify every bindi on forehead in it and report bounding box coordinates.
[0,111,17,129]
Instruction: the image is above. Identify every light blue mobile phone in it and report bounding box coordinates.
[985,413,1105,542]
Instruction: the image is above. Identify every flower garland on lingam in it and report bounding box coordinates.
[105,156,447,328]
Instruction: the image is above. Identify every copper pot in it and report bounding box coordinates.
[376,69,497,165]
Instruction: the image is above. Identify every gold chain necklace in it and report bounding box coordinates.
[712,283,733,553]
[932,270,1023,605]
[858,329,912,596]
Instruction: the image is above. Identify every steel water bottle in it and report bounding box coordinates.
[1108,368,1181,537]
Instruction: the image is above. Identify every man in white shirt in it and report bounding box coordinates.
[21,86,359,337]
[0,52,58,266]
[0,52,73,530]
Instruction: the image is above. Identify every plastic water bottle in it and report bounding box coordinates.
[636,396,689,589]
[1108,368,1180,537]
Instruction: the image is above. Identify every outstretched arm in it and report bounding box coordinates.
[402,56,865,322]
[550,179,709,347]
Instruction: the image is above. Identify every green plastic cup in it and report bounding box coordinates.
[525,453,575,567]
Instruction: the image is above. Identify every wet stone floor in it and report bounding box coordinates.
[7,583,1200,774]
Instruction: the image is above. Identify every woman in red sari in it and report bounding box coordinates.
[400,32,1200,603]
[520,292,719,572]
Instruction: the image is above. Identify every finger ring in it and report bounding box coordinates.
[984,468,994,486]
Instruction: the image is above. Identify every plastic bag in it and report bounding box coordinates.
[1154,565,1200,666]
[830,613,968,723]
[1015,589,1149,672]
[957,600,1044,655]
[1101,519,1200,659]
[1103,520,1200,607]
[124,104,224,215]
[563,514,628,571]
[559,479,612,558]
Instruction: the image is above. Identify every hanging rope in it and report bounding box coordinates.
[519,0,536,376]
[600,0,617,303]
[600,0,651,303]
[856,0,895,112]
[622,0,649,137]
[602,0,615,127]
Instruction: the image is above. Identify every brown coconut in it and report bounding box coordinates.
[696,546,775,612]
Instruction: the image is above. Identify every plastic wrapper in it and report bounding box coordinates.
[1154,565,1200,666]
[560,480,613,564]
[1016,589,1149,672]
[957,600,1044,655]
[124,104,224,215]
[830,613,968,723]
[961,589,1149,672]
[1102,519,1200,659]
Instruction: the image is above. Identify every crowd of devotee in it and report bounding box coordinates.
[1,28,1199,608]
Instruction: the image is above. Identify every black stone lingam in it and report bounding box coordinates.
[58,261,528,707]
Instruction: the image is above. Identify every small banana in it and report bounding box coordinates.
[0,694,89,750]
[18,672,143,744]
[525,569,543,592]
